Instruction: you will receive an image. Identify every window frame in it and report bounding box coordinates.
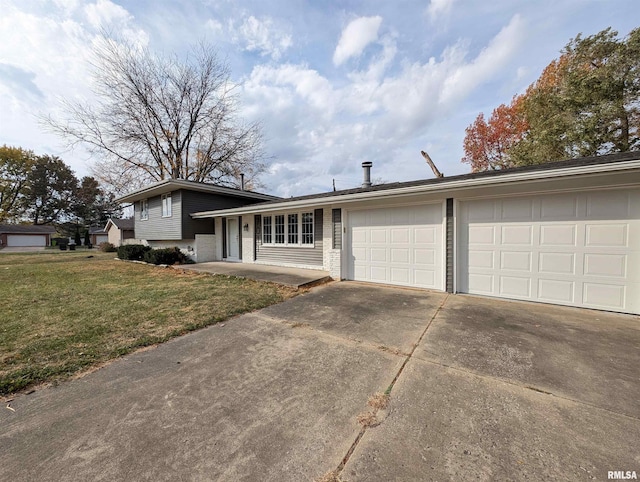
[261,211,314,247]
[140,199,149,221]
[161,193,172,218]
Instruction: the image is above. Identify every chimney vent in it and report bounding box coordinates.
[240,173,245,191]
[362,161,373,188]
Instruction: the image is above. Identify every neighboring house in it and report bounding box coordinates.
[89,226,109,246]
[0,224,56,247]
[188,151,640,315]
[115,179,279,261]
[104,218,135,247]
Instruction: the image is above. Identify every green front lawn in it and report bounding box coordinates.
[0,251,297,396]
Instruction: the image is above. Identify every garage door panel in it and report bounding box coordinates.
[501,198,534,220]
[391,228,409,243]
[347,204,444,290]
[370,248,387,262]
[370,266,387,281]
[467,202,495,221]
[539,252,574,274]
[390,268,410,284]
[501,251,531,271]
[584,253,626,278]
[538,279,575,303]
[352,229,367,243]
[469,225,495,244]
[541,194,578,219]
[499,276,531,297]
[415,227,436,243]
[469,250,494,269]
[468,273,494,293]
[540,224,576,246]
[391,248,409,263]
[415,248,436,265]
[583,283,625,309]
[502,225,532,245]
[586,191,629,218]
[585,224,627,247]
[352,246,368,260]
[415,270,436,287]
[460,190,639,314]
[370,229,387,243]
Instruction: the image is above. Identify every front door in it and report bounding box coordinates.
[226,217,240,260]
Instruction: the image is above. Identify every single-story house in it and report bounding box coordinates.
[104,218,135,247]
[89,226,109,245]
[0,224,56,247]
[115,179,279,261]
[186,151,640,315]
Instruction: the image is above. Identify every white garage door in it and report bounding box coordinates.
[459,189,640,314]
[347,204,444,289]
[7,235,47,247]
[95,235,108,244]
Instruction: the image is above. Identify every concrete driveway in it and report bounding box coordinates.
[1,282,639,481]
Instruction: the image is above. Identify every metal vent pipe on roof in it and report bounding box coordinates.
[240,173,245,191]
[362,161,373,188]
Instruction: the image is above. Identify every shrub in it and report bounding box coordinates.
[143,247,190,265]
[99,242,117,253]
[117,244,151,261]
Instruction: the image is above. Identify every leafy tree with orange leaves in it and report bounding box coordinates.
[462,94,528,171]
[463,27,640,171]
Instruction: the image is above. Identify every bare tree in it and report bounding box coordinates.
[44,36,265,192]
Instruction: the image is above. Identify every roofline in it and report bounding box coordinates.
[191,157,640,218]
[115,179,280,203]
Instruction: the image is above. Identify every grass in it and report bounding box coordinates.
[0,251,297,397]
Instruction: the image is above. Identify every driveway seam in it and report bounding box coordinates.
[250,312,410,358]
[326,293,451,480]
[411,353,640,422]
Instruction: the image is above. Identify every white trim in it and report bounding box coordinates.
[453,198,459,294]
[116,179,279,203]
[161,193,172,218]
[140,199,149,221]
[441,200,447,293]
[191,159,640,218]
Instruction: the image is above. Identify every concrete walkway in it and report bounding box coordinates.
[1,283,639,481]
[176,261,331,288]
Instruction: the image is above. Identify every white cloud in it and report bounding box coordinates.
[84,0,132,29]
[427,0,455,20]
[0,1,146,176]
[333,16,383,66]
[439,14,524,105]
[240,13,528,196]
[231,15,292,60]
[205,18,223,35]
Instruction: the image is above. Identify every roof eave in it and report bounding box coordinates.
[115,179,279,203]
[191,159,640,218]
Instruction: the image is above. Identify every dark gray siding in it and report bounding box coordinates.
[182,190,267,239]
[332,208,342,249]
[256,209,323,267]
[135,191,182,240]
[446,198,454,293]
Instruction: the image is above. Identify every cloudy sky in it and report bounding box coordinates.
[1,0,638,197]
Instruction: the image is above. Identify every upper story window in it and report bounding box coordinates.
[161,193,172,217]
[262,211,314,246]
[140,199,149,220]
